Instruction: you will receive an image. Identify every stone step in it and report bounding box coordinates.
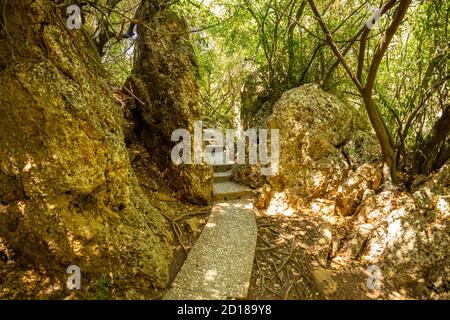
[164,199,258,300]
[213,164,233,172]
[213,181,255,201]
[214,170,232,183]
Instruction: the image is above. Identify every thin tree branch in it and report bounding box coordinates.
[307,0,363,91]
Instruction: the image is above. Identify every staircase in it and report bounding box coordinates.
[212,168,255,201]
[164,154,258,300]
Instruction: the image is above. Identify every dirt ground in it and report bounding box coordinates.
[248,207,419,300]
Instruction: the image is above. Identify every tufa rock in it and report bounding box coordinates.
[236,84,380,207]
[335,162,450,295]
[0,0,171,291]
[124,3,212,205]
[335,163,382,216]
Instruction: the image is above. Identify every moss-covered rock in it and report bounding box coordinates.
[124,3,212,205]
[234,84,380,207]
[0,0,171,292]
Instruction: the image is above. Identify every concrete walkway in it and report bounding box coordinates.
[164,161,257,300]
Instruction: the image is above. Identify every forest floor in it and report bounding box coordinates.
[1,146,447,300]
[247,208,408,300]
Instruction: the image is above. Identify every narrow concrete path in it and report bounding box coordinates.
[164,161,257,300]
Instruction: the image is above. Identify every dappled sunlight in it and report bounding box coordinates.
[312,172,326,188]
[204,269,217,282]
[242,202,253,209]
[266,192,294,217]
[0,0,448,302]
[251,198,340,299]
[386,210,405,246]
[309,199,335,217]
[22,160,36,172]
[205,222,216,228]
[217,202,230,208]
[231,203,245,209]
[214,201,252,210]
[436,197,449,217]
[17,201,26,214]
[0,263,66,299]
[338,188,450,298]
[66,232,83,257]
[365,242,384,264]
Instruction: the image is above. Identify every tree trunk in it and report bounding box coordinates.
[362,93,397,183]
[413,105,450,175]
[287,1,306,88]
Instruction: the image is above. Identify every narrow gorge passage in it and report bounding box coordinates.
[165,153,257,299]
[0,0,448,303]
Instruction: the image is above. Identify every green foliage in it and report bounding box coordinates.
[81,0,448,175]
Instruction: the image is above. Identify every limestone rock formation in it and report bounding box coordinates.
[335,163,450,295]
[254,184,275,210]
[232,164,267,190]
[124,2,212,205]
[335,164,382,216]
[0,0,171,290]
[240,72,268,129]
[235,84,380,208]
